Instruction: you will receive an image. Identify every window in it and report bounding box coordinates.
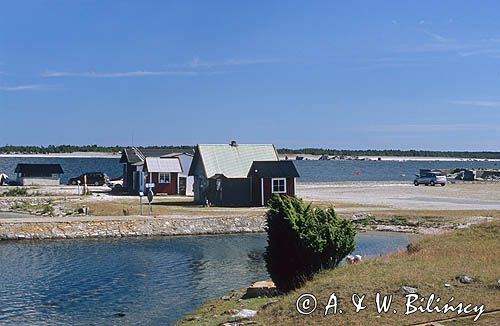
[159,172,171,184]
[272,178,286,193]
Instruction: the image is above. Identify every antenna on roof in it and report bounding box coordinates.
[230,140,238,147]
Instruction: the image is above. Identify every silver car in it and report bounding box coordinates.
[414,173,447,186]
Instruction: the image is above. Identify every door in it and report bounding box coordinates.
[179,177,187,195]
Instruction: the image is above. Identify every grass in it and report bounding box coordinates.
[180,220,500,325]
[10,202,55,216]
[66,196,266,217]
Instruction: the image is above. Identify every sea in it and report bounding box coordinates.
[0,156,499,183]
[0,232,411,325]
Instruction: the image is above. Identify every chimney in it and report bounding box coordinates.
[230,140,238,147]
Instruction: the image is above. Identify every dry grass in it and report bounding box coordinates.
[180,220,500,325]
[65,196,266,217]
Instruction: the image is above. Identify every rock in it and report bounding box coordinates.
[232,309,257,319]
[221,295,231,301]
[244,281,278,298]
[224,309,239,315]
[261,300,278,310]
[401,286,418,294]
[456,275,474,284]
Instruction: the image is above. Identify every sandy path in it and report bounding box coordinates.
[297,181,500,210]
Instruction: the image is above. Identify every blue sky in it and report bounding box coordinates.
[1,1,499,150]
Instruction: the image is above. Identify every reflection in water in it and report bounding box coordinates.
[0,232,409,325]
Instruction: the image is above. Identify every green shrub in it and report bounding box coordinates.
[264,195,356,292]
[2,187,29,197]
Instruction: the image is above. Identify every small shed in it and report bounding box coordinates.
[248,161,300,206]
[161,153,194,195]
[120,147,194,194]
[15,163,64,186]
[144,157,183,195]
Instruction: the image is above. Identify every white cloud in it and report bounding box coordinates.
[42,70,197,78]
[400,33,500,57]
[188,57,275,69]
[0,84,53,91]
[449,100,500,107]
[423,30,453,43]
[368,123,497,133]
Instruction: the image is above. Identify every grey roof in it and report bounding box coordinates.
[160,152,194,158]
[189,144,279,178]
[248,161,300,178]
[120,147,194,164]
[15,164,64,174]
[145,157,182,173]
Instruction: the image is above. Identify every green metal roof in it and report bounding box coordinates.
[195,144,279,178]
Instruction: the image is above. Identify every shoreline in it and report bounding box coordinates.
[2,181,500,240]
[279,153,500,161]
[0,215,266,241]
[1,152,498,161]
[0,213,469,241]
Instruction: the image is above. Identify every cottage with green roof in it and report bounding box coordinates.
[188,141,299,206]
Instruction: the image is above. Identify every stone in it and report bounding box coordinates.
[244,281,278,298]
[261,300,278,310]
[401,286,418,294]
[232,309,257,319]
[456,275,475,284]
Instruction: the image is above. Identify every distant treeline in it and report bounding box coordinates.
[0,145,194,154]
[1,145,499,159]
[278,148,500,159]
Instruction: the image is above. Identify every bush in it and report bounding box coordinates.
[1,187,29,197]
[264,195,356,292]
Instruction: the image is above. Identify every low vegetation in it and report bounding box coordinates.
[181,220,500,325]
[1,187,29,197]
[10,202,55,216]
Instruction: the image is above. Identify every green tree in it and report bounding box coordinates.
[264,195,356,292]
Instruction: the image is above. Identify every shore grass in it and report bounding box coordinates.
[180,220,500,325]
[65,196,266,217]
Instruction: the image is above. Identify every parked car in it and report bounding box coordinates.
[68,172,109,186]
[414,173,447,186]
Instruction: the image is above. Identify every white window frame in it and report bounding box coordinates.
[271,178,287,194]
[159,172,171,184]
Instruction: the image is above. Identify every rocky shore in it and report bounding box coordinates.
[0,216,266,240]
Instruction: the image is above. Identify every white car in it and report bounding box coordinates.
[414,173,447,186]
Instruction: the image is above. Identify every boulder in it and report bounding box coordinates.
[231,309,257,319]
[456,275,475,284]
[243,281,278,298]
[401,285,418,294]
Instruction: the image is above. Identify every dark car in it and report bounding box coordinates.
[68,172,109,186]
